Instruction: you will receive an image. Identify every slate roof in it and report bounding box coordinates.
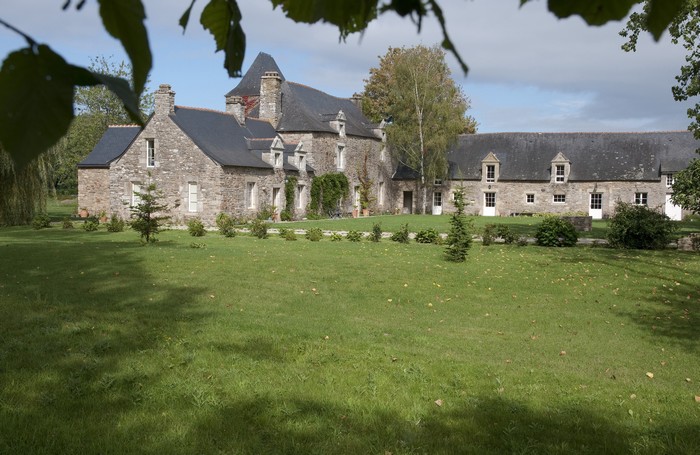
[78,126,140,168]
[225,52,285,97]
[228,52,378,139]
[394,131,700,181]
[170,106,277,168]
[79,107,306,171]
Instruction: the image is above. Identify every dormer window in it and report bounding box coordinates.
[434,178,443,186]
[555,165,565,183]
[273,152,282,168]
[298,154,306,171]
[334,110,346,138]
[486,165,495,183]
[550,153,570,184]
[481,152,500,184]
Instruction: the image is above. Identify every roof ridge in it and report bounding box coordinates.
[287,81,349,101]
[108,124,141,128]
[175,105,227,114]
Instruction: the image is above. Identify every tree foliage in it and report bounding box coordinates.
[444,188,472,262]
[671,158,700,213]
[130,182,170,243]
[606,202,677,249]
[46,57,153,195]
[534,217,579,247]
[621,0,700,136]
[0,147,48,226]
[367,45,467,214]
[0,0,685,167]
[309,173,349,216]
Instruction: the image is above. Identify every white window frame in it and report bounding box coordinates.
[484,192,496,208]
[336,144,345,170]
[590,193,602,210]
[146,139,155,168]
[666,174,674,188]
[526,193,535,204]
[297,184,305,209]
[378,181,385,206]
[555,165,565,183]
[353,185,360,207]
[553,194,566,203]
[246,182,257,209]
[298,154,306,171]
[634,192,648,206]
[188,183,198,212]
[433,191,442,207]
[486,164,495,183]
[273,152,282,168]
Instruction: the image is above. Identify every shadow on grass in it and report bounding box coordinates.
[0,230,208,453]
[176,396,698,454]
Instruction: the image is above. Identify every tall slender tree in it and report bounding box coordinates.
[364,45,473,214]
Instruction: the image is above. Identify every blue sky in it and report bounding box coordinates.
[0,0,694,133]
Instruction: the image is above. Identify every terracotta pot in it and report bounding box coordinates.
[362,209,369,217]
[79,209,89,218]
[352,209,359,218]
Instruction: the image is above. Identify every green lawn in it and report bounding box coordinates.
[1,225,699,454]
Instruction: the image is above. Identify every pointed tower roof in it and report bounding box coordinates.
[226,52,285,97]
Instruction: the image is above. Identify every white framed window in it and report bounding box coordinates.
[273,152,282,168]
[555,165,565,183]
[590,193,602,210]
[245,182,257,209]
[353,185,360,207]
[298,154,306,171]
[634,192,648,206]
[188,183,198,212]
[131,182,141,206]
[378,181,384,206]
[486,165,495,183]
[297,185,305,209]
[526,193,535,204]
[553,194,566,203]
[433,192,442,207]
[146,139,155,168]
[484,192,496,207]
[336,144,345,170]
[339,122,345,138]
[666,174,674,187]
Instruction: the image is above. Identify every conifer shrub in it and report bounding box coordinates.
[390,223,410,243]
[445,189,472,262]
[106,214,126,232]
[369,222,382,242]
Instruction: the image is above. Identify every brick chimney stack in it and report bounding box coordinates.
[259,71,282,125]
[154,84,175,116]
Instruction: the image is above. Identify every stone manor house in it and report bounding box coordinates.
[79,53,699,223]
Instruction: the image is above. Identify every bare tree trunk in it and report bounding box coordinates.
[413,70,427,214]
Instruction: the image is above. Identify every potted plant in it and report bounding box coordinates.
[78,208,89,218]
[98,210,108,223]
[352,205,359,218]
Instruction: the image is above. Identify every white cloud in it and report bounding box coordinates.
[0,0,694,132]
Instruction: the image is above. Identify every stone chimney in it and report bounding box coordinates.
[154,84,175,116]
[226,95,245,124]
[259,71,282,125]
[350,93,363,109]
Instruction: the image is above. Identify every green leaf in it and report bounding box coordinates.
[70,66,144,125]
[97,0,152,95]
[200,0,246,77]
[0,45,75,168]
[647,0,685,40]
[272,0,378,39]
[180,0,198,31]
[547,0,637,26]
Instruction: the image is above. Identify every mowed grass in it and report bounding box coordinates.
[1,225,699,454]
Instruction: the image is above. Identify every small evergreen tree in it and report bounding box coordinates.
[130,182,169,243]
[445,189,472,262]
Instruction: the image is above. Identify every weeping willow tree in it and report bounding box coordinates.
[0,148,49,226]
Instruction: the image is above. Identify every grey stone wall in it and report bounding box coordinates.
[77,168,109,216]
[391,178,679,218]
[108,112,225,226]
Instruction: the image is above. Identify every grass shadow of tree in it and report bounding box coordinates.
[0,231,208,452]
